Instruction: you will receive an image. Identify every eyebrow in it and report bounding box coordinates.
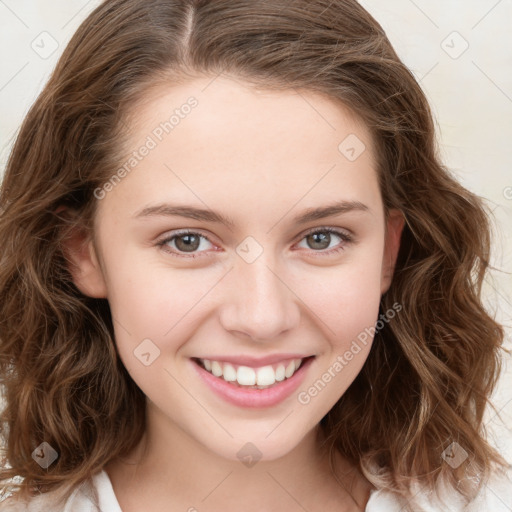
[134,200,370,228]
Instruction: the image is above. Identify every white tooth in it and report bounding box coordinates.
[237,366,256,385]
[203,359,212,371]
[223,363,237,381]
[294,358,302,370]
[275,364,286,382]
[256,366,276,386]
[211,360,223,377]
[284,360,296,378]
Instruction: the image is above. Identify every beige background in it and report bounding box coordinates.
[1,0,511,463]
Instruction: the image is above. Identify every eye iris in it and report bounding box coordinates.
[307,232,331,250]
[175,234,200,252]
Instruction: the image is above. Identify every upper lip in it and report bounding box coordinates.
[193,354,313,368]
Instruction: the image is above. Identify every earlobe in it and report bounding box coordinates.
[380,209,405,295]
[60,218,108,299]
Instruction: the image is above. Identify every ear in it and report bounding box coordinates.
[380,208,405,295]
[58,208,108,299]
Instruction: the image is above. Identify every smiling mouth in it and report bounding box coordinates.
[192,356,315,389]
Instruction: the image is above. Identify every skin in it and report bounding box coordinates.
[65,74,404,512]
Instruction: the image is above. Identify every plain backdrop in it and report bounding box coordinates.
[1,0,511,467]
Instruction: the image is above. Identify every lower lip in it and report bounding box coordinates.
[191,357,314,409]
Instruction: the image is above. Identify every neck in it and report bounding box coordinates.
[105,401,373,512]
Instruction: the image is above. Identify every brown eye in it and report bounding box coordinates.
[157,231,215,258]
[305,231,331,250]
[174,233,201,252]
[296,227,353,255]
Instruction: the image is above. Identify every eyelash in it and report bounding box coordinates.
[156,227,353,259]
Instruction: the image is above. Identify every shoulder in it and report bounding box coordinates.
[0,469,121,512]
[465,468,512,511]
[365,468,512,512]
[0,494,60,512]
[0,475,101,512]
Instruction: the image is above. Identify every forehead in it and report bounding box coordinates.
[97,75,381,225]
[126,74,375,160]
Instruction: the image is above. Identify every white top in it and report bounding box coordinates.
[1,467,511,511]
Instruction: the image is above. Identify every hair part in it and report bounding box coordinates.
[0,0,509,507]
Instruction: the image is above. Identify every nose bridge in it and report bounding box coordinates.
[220,246,300,341]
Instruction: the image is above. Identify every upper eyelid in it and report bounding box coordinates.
[157,229,217,246]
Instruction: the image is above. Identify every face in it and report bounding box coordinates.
[68,75,403,463]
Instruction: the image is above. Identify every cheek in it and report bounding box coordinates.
[104,243,208,329]
[293,248,384,349]
[103,249,224,358]
[102,253,210,396]
[293,251,383,410]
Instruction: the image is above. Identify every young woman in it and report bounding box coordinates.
[0,1,510,510]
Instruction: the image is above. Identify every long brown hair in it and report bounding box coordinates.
[0,0,509,506]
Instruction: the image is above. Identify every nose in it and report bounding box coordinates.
[219,252,301,343]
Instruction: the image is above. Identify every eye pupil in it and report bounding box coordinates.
[307,232,331,250]
[175,234,200,252]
